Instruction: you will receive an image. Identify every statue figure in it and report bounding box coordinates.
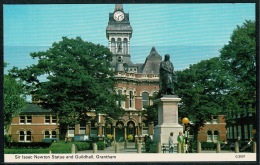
[159,54,177,95]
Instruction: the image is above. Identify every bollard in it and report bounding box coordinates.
[115,142,119,153]
[252,142,256,153]
[156,142,161,153]
[112,141,115,149]
[71,144,76,154]
[137,143,142,153]
[124,141,127,149]
[235,142,239,153]
[93,143,97,153]
[216,142,221,153]
[197,141,201,153]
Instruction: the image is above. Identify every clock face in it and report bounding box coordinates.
[114,11,124,21]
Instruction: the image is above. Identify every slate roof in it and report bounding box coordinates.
[140,47,162,74]
[20,103,53,114]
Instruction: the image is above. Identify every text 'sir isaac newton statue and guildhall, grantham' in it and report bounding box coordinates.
[9,4,228,143]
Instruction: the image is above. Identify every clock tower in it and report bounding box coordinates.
[106,4,136,72]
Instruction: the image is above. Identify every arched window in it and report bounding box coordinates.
[111,38,116,53]
[19,130,32,142]
[207,130,212,141]
[26,131,31,141]
[129,91,134,108]
[117,38,122,53]
[19,131,25,141]
[118,89,123,107]
[127,122,135,135]
[52,131,57,138]
[213,130,219,141]
[123,38,128,54]
[142,92,149,109]
[45,131,50,138]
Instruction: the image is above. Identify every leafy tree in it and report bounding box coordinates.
[9,37,125,139]
[175,20,256,139]
[220,20,256,127]
[4,63,26,132]
[175,57,236,139]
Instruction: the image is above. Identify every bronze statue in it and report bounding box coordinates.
[159,54,177,95]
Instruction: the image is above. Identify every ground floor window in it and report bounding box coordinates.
[207,130,212,141]
[68,125,75,137]
[19,130,31,142]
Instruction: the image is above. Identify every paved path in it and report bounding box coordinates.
[77,145,242,154]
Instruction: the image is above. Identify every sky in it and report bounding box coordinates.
[4,3,256,71]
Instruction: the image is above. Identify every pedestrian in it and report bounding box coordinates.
[168,132,174,153]
[177,131,186,153]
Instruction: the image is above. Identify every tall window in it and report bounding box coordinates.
[68,125,75,137]
[26,131,32,141]
[111,38,116,53]
[118,90,123,107]
[80,122,86,134]
[19,131,25,141]
[117,38,122,53]
[213,130,219,141]
[127,122,135,135]
[19,130,31,142]
[142,92,149,109]
[45,131,50,138]
[52,131,57,138]
[123,38,128,54]
[90,120,98,137]
[129,91,134,108]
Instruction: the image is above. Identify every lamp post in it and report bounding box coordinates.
[182,117,189,153]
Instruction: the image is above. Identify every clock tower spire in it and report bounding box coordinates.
[106,4,135,72]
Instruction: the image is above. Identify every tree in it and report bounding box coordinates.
[220,20,256,126]
[4,63,26,133]
[9,37,125,139]
[175,57,236,139]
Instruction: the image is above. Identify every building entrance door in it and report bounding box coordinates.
[115,122,124,142]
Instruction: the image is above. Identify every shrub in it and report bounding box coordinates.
[49,141,72,153]
[74,142,92,151]
[9,142,51,149]
[96,141,105,150]
[4,148,49,154]
[4,135,11,148]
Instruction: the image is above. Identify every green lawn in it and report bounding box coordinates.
[4,141,93,154]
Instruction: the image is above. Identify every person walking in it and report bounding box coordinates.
[177,131,186,153]
[168,132,174,153]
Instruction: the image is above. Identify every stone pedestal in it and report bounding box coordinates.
[153,95,183,145]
